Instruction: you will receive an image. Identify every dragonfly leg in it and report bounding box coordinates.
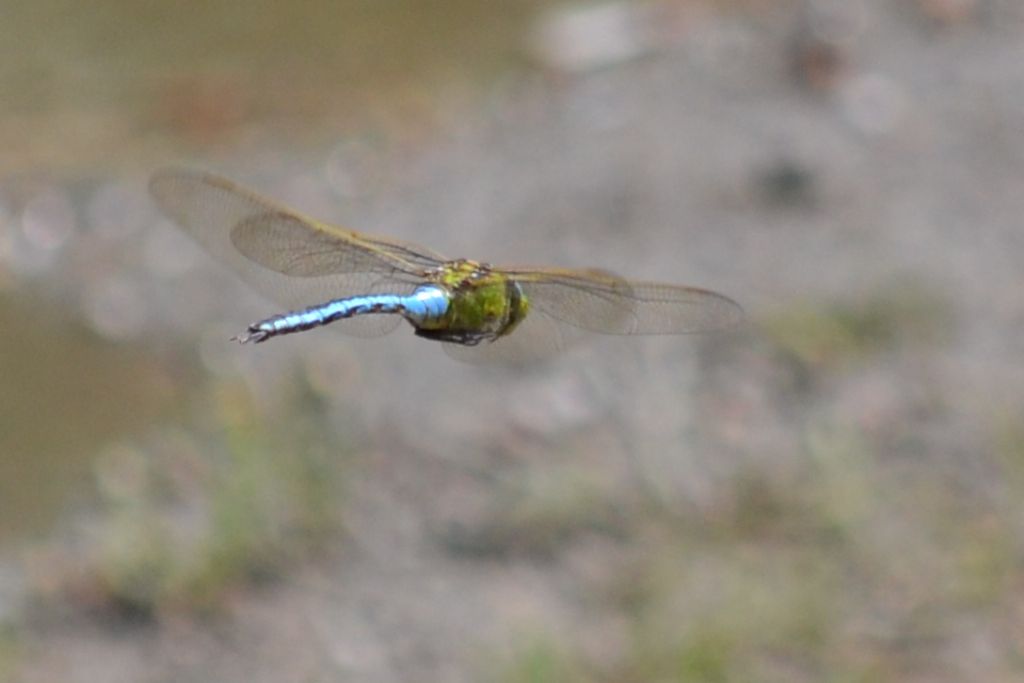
[414,328,493,346]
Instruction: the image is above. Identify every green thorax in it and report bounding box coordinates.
[421,259,529,342]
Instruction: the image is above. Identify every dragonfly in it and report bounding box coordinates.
[149,168,742,363]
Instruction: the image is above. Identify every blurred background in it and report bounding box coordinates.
[2,0,1024,681]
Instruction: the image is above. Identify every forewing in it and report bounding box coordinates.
[228,212,444,278]
[506,267,744,335]
[149,168,443,313]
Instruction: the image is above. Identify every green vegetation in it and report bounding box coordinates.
[621,538,854,682]
[445,464,620,559]
[762,280,952,372]
[471,399,1024,681]
[0,622,19,682]
[45,374,349,618]
[491,633,588,683]
[995,414,1024,494]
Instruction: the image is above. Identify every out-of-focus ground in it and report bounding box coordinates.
[2,0,1024,681]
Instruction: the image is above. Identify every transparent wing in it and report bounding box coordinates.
[149,168,445,318]
[502,267,744,335]
[442,307,590,365]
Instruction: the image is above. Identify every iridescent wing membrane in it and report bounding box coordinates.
[149,168,446,337]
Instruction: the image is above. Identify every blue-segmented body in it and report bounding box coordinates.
[149,168,743,363]
[237,285,451,343]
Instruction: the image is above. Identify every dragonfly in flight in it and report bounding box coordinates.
[149,168,742,363]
